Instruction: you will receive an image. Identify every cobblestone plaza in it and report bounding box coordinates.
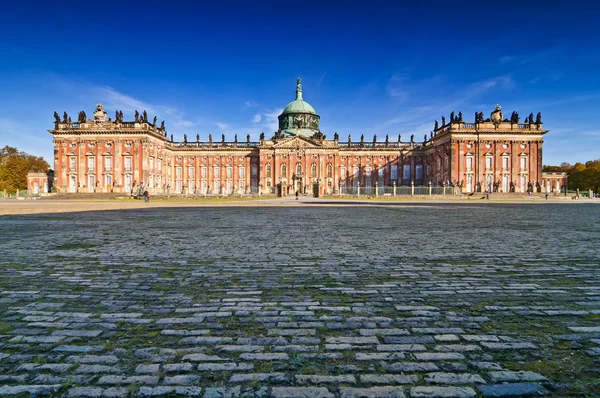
[1,202,599,397]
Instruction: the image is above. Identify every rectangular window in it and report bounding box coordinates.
[201,166,207,178]
[251,165,257,177]
[416,165,423,179]
[188,166,194,177]
[104,157,112,171]
[157,159,162,171]
[124,157,132,172]
[353,166,359,177]
[88,157,95,171]
[239,167,245,178]
[341,166,346,177]
[403,165,410,180]
[486,157,492,169]
[391,165,398,180]
[466,156,473,170]
[503,157,509,169]
[106,175,112,187]
[176,167,182,178]
[520,157,527,170]
[378,167,384,178]
[214,166,220,178]
[227,167,232,178]
[70,157,76,170]
[149,157,154,170]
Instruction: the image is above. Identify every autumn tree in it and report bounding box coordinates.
[0,146,50,193]
[544,159,600,193]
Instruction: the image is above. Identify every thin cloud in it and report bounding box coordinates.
[252,114,262,123]
[215,122,231,131]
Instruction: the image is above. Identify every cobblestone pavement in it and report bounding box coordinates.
[1,203,599,397]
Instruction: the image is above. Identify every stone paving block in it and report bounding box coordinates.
[487,371,547,383]
[384,362,439,372]
[97,375,160,385]
[480,342,537,350]
[138,386,203,396]
[67,387,103,397]
[478,383,550,397]
[0,384,62,396]
[203,386,269,398]
[229,373,288,383]
[197,362,254,371]
[424,372,486,384]
[360,374,418,384]
[340,386,406,398]
[239,353,288,360]
[414,353,465,361]
[295,374,357,384]
[410,386,477,398]
[271,387,334,397]
[163,375,201,385]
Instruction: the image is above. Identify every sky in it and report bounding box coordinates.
[1,1,599,166]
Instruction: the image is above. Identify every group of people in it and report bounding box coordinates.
[131,181,151,202]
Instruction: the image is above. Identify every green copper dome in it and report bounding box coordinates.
[278,78,320,138]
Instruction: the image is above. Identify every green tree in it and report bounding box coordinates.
[0,146,50,193]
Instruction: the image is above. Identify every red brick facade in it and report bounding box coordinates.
[49,103,547,195]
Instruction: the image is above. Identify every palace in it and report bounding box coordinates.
[46,78,558,197]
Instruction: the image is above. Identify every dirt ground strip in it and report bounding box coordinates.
[0,203,599,397]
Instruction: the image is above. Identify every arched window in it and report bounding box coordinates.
[266,164,272,178]
[281,164,287,178]
[326,164,332,178]
[296,163,302,175]
[311,163,317,177]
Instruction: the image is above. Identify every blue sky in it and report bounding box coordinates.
[1,1,599,166]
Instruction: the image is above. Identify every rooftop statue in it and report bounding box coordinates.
[441,116,446,126]
[536,112,542,125]
[373,134,377,143]
[196,134,200,142]
[53,111,61,124]
[434,120,438,130]
[153,116,157,126]
[142,110,148,123]
[221,134,225,143]
[385,134,389,145]
[209,134,213,143]
[134,110,139,123]
[296,77,302,92]
[398,134,401,142]
[94,104,107,122]
[247,134,250,143]
[160,120,165,130]
[333,132,339,141]
[450,111,455,123]
[234,134,238,143]
[170,134,173,142]
[490,105,504,126]
[184,134,187,144]
[260,132,265,140]
[360,134,364,143]
[63,111,69,123]
[457,112,463,122]
[528,113,534,124]
[410,134,414,142]
[348,134,351,144]
[78,111,86,123]
[424,134,427,143]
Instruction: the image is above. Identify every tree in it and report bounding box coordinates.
[544,158,600,193]
[0,146,50,193]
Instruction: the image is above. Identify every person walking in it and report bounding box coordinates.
[143,190,149,202]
